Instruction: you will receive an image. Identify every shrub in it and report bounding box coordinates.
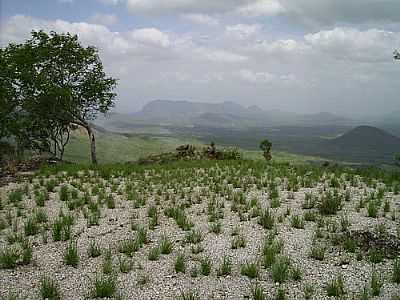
[271,256,291,283]
[259,209,275,230]
[148,246,161,261]
[177,291,200,300]
[217,255,232,277]
[88,240,102,258]
[318,191,342,215]
[252,284,266,300]
[64,242,79,267]
[393,257,400,283]
[159,236,173,255]
[185,229,203,244]
[370,272,383,296]
[241,262,259,279]
[309,242,326,261]
[39,276,61,300]
[291,215,304,229]
[174,253,186,273]
[200,257,212,276]
[118,239,140,257]
[326,276,346,297]
[92,275,117,298]
[231,235,246,249]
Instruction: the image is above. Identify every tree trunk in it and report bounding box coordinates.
[85,125,98,165]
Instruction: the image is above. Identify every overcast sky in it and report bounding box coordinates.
[1,0,400,116]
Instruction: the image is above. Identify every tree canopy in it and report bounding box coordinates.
[260,139,272,161]
[0,30,117,163]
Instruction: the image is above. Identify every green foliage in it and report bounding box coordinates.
[217,255,232,277]
[174,253,186,273]
[326,276,346,297]
[39,276,61,300]
[271,256,291,283]
[240,261,259,279]
[200,257,212,276]
[260,139,272,161]
[393,257,400,283]
[159,235,173,255]
[92,275,117,298]
[1,30,117,162]
[252,284,266,300]
[64,242,79,267]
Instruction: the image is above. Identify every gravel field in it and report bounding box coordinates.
[0,161,399,299]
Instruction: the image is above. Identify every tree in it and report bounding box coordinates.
[260,139,272,161]
[1,31,117,163]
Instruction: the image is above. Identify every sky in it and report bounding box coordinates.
[1,0,400,116]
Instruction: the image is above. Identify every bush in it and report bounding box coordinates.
[271,256,291,283]
[39,276,61,300]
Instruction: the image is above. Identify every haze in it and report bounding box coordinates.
[1,0,399,117]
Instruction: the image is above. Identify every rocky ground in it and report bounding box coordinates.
[0,161,399,299]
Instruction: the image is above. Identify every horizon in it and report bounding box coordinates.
[1,0,400,117]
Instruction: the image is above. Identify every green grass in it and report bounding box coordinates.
[64,130,195,164]
[39,276,61,300]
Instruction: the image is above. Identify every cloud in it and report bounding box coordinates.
[1,14,399,115]
[181,14,219,26]
[279,0,400,26]
[88,13,118,26]
[125,0,284,16]
[225,24,262,39]
[130,28,171,48]
[236,0,284,17]
[305,27,400,62]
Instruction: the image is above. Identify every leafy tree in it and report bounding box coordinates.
[1,31,117,163]
[260,139,272,161]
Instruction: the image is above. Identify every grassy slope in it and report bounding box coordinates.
[64,130,320,165]
[64,131,198,164]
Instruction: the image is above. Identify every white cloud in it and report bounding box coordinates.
[88,13,118,26]
[225,23,262,39]
[130,28,171,48]
[98,0,123,5]
[236,0,284,17]
[305,27,400,62]
[238,69,276,83]
[181,14,219,26]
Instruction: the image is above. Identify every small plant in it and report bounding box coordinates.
[231,234,246,249]
[209,221,222,234]
[318,191,342,215]
[88,240,102,258]
[326,275,346,297]
[271,256,291,283]
[217,255,232,277]
[118,256,133,273]
[174,253,186,273]
[148,246,161,261]
[303,283,315,300]
[252,284,266,300]
[39,276,61,300]
[259,209,275,230]
[291,264,302,281]
[275,288,286,300]
[92,275,117,298]
[118,238,140,257]
[309,242,326,261]
[393,257,400,283]
[241,261,259,279]
[64,242,79,267]
[102,248,113,274]
[185,229,203,244]
[262,238,283,268]
[291,215,304,229]
[367,201,379,218]
[370,272,383,296]
[0,246,19,269]
[200,256,212,276]
[24,217,39,236]
[160,235,173,255]
[369,249,384,264]
[177,291,200,300]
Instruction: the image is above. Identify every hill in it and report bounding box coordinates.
[322,126,400,164]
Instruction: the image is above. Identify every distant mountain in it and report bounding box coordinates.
[322,126,400,164]
[127,100,355,128]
